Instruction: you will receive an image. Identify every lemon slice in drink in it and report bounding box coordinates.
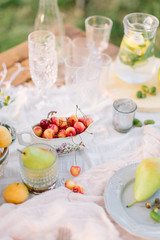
[123,31,150,56]
[124,37,149,57]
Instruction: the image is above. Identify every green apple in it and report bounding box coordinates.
[21,146,55,170]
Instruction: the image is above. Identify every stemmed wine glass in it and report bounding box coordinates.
[85,16,113,55]
[28,30,57,107]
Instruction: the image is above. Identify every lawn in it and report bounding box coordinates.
[0,0,160,57]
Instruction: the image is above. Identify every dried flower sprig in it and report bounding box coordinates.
[0,88,14,108]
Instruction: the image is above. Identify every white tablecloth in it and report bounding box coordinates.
[0,82,160,239]
[1,82,160,199]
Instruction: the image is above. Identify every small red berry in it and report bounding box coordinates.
[40,119,49,129]
[73,184,84,194]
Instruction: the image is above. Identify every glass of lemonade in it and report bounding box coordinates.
[114,13,159,84]
[19,143,58,194]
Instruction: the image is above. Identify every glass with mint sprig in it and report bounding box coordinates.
[0,89,16,143]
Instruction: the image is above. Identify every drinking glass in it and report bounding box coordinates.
[85,16,113,55]
[28,30,57,90]
[112,98,137,133]
[76,53,112,106]
[64,54,88,85]
[55,36,73,81]
[88,53,112,90]
[19,143,58,194]
[72,37,91,58]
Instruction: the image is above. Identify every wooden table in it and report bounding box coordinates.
[0,24,119,87]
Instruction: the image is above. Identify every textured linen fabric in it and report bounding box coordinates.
[0,84,160,240]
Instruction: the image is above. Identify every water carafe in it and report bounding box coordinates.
[34,0,64,37]
[115,13,159,84]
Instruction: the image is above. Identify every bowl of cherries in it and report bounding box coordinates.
[17,108,93,155]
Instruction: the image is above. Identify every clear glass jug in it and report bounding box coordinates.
[34,0,64,37]
[115,13,159,84]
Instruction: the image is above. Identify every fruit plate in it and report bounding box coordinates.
[104,163,160,240]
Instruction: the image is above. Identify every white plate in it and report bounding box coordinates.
[104,163,160,240]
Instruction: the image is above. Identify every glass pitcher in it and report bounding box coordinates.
[34,0,64,37]
[115,13,159,84]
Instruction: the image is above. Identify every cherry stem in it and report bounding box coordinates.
[77,134,85,147]
[47,111,57,119]
[75,149,77,166]
[76,105,78,119]
[126,201,137,208]
[76,105,87,118]
[84,131,93,135]
[71,137,85,166]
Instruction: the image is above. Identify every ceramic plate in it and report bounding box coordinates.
[104,163,160,240]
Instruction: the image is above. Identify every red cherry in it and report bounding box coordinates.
[68,115,78,126]
[73,184,84,194]
[84,118,93,127]
[66,127,76,137]
[48,124,59,135]
[78,118,85,125]
[74,122,86,134]
[70,166,81,176]
[65,179,76,190]
[50,117,60,127]
[57,129,66,138]
[40,119,49,129]
[33,126,43,137]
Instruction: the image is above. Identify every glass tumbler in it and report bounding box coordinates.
[88,53,112,89]
[76,53,112,106]
[64,54,88,85]
[85,16,113,54]
[72,37,91,58]
[19,143,58,194]
[112,98,137,133]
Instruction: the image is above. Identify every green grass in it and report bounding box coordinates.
[58,0,74,8]
[0,0,160,57]
[0,0,38,52]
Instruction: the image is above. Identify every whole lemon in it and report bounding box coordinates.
[0,126,12,148]
[3,183,29,204]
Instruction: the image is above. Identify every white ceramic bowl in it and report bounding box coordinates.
[17,122,94,156]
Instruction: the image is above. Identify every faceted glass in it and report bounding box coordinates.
[19,143,58,194]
